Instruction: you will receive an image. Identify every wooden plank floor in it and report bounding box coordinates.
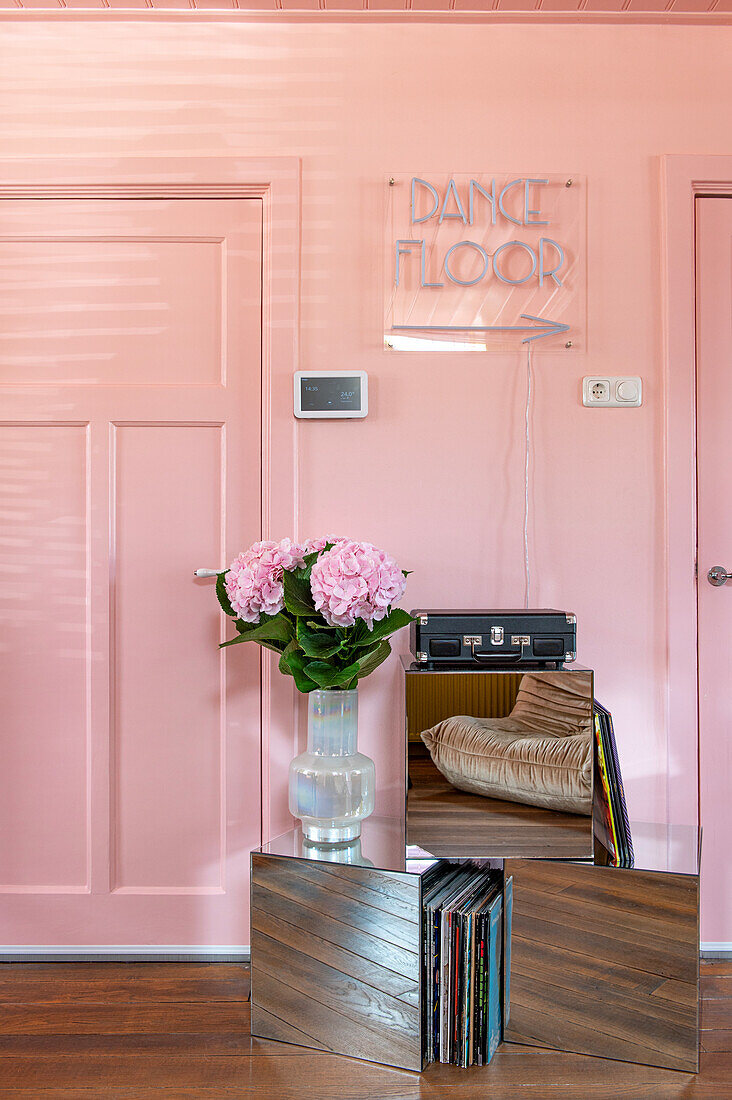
[0,961,728,1098]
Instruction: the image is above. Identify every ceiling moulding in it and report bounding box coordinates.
[0,0,730,21]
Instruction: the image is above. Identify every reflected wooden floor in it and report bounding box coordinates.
[0,961,728,1097]
[407,744,592,859]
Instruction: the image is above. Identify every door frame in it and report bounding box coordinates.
[0,155,301,849]
[662,156,732,835]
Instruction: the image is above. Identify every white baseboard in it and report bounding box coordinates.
[701,942,732,957]
[3,943,729,961]
[0,945,250,962]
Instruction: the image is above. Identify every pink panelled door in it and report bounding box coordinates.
[696,197,732,948]
[0,198,262,947]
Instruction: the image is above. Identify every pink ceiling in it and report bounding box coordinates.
[0,0,729,15]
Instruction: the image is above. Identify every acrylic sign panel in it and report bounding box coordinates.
[385,174,585,351]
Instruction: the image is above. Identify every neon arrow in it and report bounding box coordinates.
[391,313,570,345]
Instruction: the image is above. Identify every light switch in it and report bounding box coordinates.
[617,379,639,402]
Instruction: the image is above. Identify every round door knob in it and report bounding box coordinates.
[707,565,732,587]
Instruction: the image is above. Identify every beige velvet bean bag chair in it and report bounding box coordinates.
[420,672,593,815]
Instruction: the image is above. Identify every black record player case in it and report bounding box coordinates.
[410,609,577,668]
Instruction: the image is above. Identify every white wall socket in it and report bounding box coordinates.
[582,376,642,408]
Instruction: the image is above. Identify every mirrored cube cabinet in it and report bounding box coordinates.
[250,664,700,1076]
[404,659,596,860]
[250,817,699,1074]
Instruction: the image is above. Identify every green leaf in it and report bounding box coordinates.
[283,569,316,617]
[280,644,319,693]
[219,613,293,649]
[215,573,237,618]
[297,620,342,659]
[250,614,294,644]
[221,632,287,652]
[278,640,297,676]
[291,668,318,693]
[300,550,319,581]
[347,620,370,647]
[220,633,249,649]
[234,617,259,635]
[355,639,392,680]
[364,607,414,643]
[303,660,361,689]
[350,638,384,661]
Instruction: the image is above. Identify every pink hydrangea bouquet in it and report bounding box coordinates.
[215,537,412,692]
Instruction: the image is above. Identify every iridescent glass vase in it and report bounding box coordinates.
[302,838,374,866]
[288,688,375,843]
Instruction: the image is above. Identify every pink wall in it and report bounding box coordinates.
[2,22,731,833]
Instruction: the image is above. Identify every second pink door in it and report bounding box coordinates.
[696,196,732,949]
[0,197,263,948]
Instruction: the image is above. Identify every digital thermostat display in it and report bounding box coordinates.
[294,371,368,419]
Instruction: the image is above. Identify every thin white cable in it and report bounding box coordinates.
[523,341,533,609]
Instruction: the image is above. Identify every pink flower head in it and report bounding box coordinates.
[309,540,407,629]
[271,538,309,572]
[303,535,341,555]
[224,538,308,623]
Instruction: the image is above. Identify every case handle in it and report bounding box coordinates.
[469,637,528,665]
[470,648,523,665]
